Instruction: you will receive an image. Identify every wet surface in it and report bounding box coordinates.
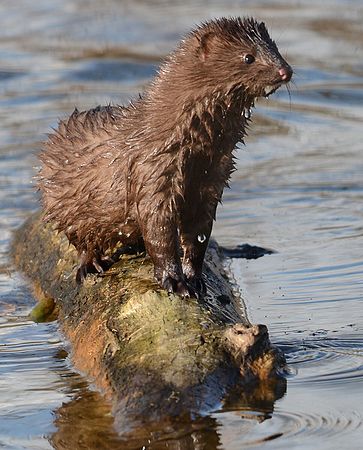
[0,0,362,448]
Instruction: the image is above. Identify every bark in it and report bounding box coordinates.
[12,212,286,434]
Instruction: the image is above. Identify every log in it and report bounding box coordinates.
[11,212,286,434]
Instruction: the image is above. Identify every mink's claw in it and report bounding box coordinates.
[76,255,113,284]
[187,277,206,299]
[76,264,88,284]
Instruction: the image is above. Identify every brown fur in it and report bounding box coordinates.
[37,17,292,297]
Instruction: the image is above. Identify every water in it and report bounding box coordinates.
[1,0,362,448]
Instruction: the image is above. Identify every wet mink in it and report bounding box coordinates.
[37,17,292,298]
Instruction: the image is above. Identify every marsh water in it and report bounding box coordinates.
[0,0,362,449]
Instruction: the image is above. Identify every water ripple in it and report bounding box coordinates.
[279,336,363,383]
[267,409,362,440]
[216,406,362,449]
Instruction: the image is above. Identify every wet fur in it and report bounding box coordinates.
[37,17,292,297]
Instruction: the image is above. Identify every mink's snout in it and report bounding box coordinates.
[278,65,293,82]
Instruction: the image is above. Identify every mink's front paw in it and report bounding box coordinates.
[162,276,196,298]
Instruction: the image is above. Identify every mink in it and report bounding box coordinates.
[37,17,292,298]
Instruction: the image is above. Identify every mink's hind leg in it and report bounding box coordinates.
[113,239,145,258]
[75,250,113,284]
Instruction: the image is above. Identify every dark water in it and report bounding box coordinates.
[1,0,362,448]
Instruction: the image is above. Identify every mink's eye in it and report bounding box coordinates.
[243,54,255,64]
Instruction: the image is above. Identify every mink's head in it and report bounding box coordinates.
[179,17,293,99]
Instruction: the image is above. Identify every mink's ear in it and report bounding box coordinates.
[196,31,218,62]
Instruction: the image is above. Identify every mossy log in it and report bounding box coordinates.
[12,212,285,434]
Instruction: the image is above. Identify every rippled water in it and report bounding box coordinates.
[1,0,362,449]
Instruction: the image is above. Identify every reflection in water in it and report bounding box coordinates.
[51,391,122,450]
[50,377,286,450]
[0,0,363,448]
[52,391,223,450]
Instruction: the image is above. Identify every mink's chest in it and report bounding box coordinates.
[184,95,247,155]
[180,98,247,190]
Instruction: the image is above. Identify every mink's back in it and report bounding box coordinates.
[38,104,142,253]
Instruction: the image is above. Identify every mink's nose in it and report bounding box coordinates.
[278,66,293,82]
